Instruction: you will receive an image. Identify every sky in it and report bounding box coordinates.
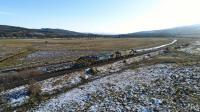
[1,0,200,34]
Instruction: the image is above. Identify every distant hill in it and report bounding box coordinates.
[1,24,200,38]
[0,25,96,38]
[125,25,200,38]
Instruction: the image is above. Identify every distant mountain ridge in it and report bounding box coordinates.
[0,25,95,38]
[0,24,200,38]
[126,24,200,38]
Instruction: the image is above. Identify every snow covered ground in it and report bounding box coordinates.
[180,40,200,55]
[30,63,200,112]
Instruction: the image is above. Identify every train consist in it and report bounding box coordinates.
[41,40,177,73]
[71,40,177,69]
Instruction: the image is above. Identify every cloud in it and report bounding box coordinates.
[0,11,14,16]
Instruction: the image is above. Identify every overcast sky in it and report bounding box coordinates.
[1,0,200,34]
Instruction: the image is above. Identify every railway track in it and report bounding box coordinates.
[1,49,165,90]
[0,60,73,73]
[0,40,177,90]
[0,40,177,73]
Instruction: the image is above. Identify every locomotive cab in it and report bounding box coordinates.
[75,55,98,67]
[115,51,121,58]
[129,49,137,55]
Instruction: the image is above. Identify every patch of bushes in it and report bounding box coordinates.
[28,80,42,105]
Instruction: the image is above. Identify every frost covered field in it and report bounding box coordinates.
[31,64,200,112]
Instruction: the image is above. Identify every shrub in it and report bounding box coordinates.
[28,79,42,105]
[90,67,98,75]
[123,59,127,64]
[28,80,41,98]
[29,70,42,77]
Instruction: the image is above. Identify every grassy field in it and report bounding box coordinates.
[0,38,171,51]
[0,38,171,68]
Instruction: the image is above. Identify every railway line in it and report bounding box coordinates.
[0,40,177,73]
[0,40,177,90]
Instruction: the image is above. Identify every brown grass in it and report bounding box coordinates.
[129,49,200,69]
[29,79,42,97]
[0,38,171,51]
[0,38,171,68]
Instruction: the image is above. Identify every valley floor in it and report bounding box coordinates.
[30,40,200,112]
